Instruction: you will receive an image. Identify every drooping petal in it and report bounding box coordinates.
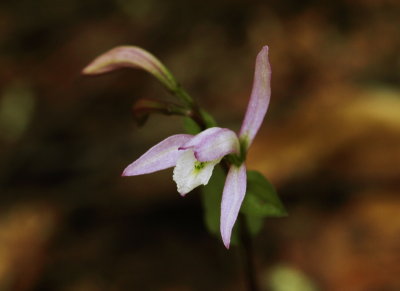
[179,127,240,162]
[82,46,178,91]
[239,46,271,150]
[122,134,192,176]
[220,163,247,249]
[173,150,220,196]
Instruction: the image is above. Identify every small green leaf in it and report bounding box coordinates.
[201,165,240,246]
[201,169,286,244]
[241,171,287,217]
[183,117,202,134]
[182,109,217,134]
[244,214,264,235]
[200,109,217,128]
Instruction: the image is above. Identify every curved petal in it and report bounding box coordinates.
[82,46,177,91]
[220,163,247,249]
[179,127,240,162]
[122,134,193,176]
[239,46,271,150]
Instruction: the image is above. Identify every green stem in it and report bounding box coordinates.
[188,108,208,131]
[173,84,196,108]
[239,215,259,291]
[171,85,209,130]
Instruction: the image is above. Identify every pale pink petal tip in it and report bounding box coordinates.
[239,46,271,149]
[220,164,247,249]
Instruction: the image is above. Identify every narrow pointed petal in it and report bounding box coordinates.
[179,127,240,162]
[82,46,178,91]
[239,46,271,150]
[220,164,247,249]
[122,134,192,176]
[173,150,220,196]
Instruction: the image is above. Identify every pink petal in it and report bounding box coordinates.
[82,46,177,91]
[239,46,271,150]
[122,134,193,176]
[220,163,247,249]
[179,127,240,162]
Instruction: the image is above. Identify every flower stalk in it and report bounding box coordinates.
[239,214,259,291]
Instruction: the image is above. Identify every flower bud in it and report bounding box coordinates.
[82,46,178,92]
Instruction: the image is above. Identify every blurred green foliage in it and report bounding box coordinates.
[0,82,35,142]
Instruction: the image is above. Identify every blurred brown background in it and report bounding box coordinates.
[0,0,399,290]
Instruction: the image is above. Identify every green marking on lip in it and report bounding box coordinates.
[194,161,206,171]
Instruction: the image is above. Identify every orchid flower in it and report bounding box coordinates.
[121,46,271,248]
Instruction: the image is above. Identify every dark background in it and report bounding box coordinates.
[0,0,399,290]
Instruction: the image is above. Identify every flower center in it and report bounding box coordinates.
[194,161,206,171]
